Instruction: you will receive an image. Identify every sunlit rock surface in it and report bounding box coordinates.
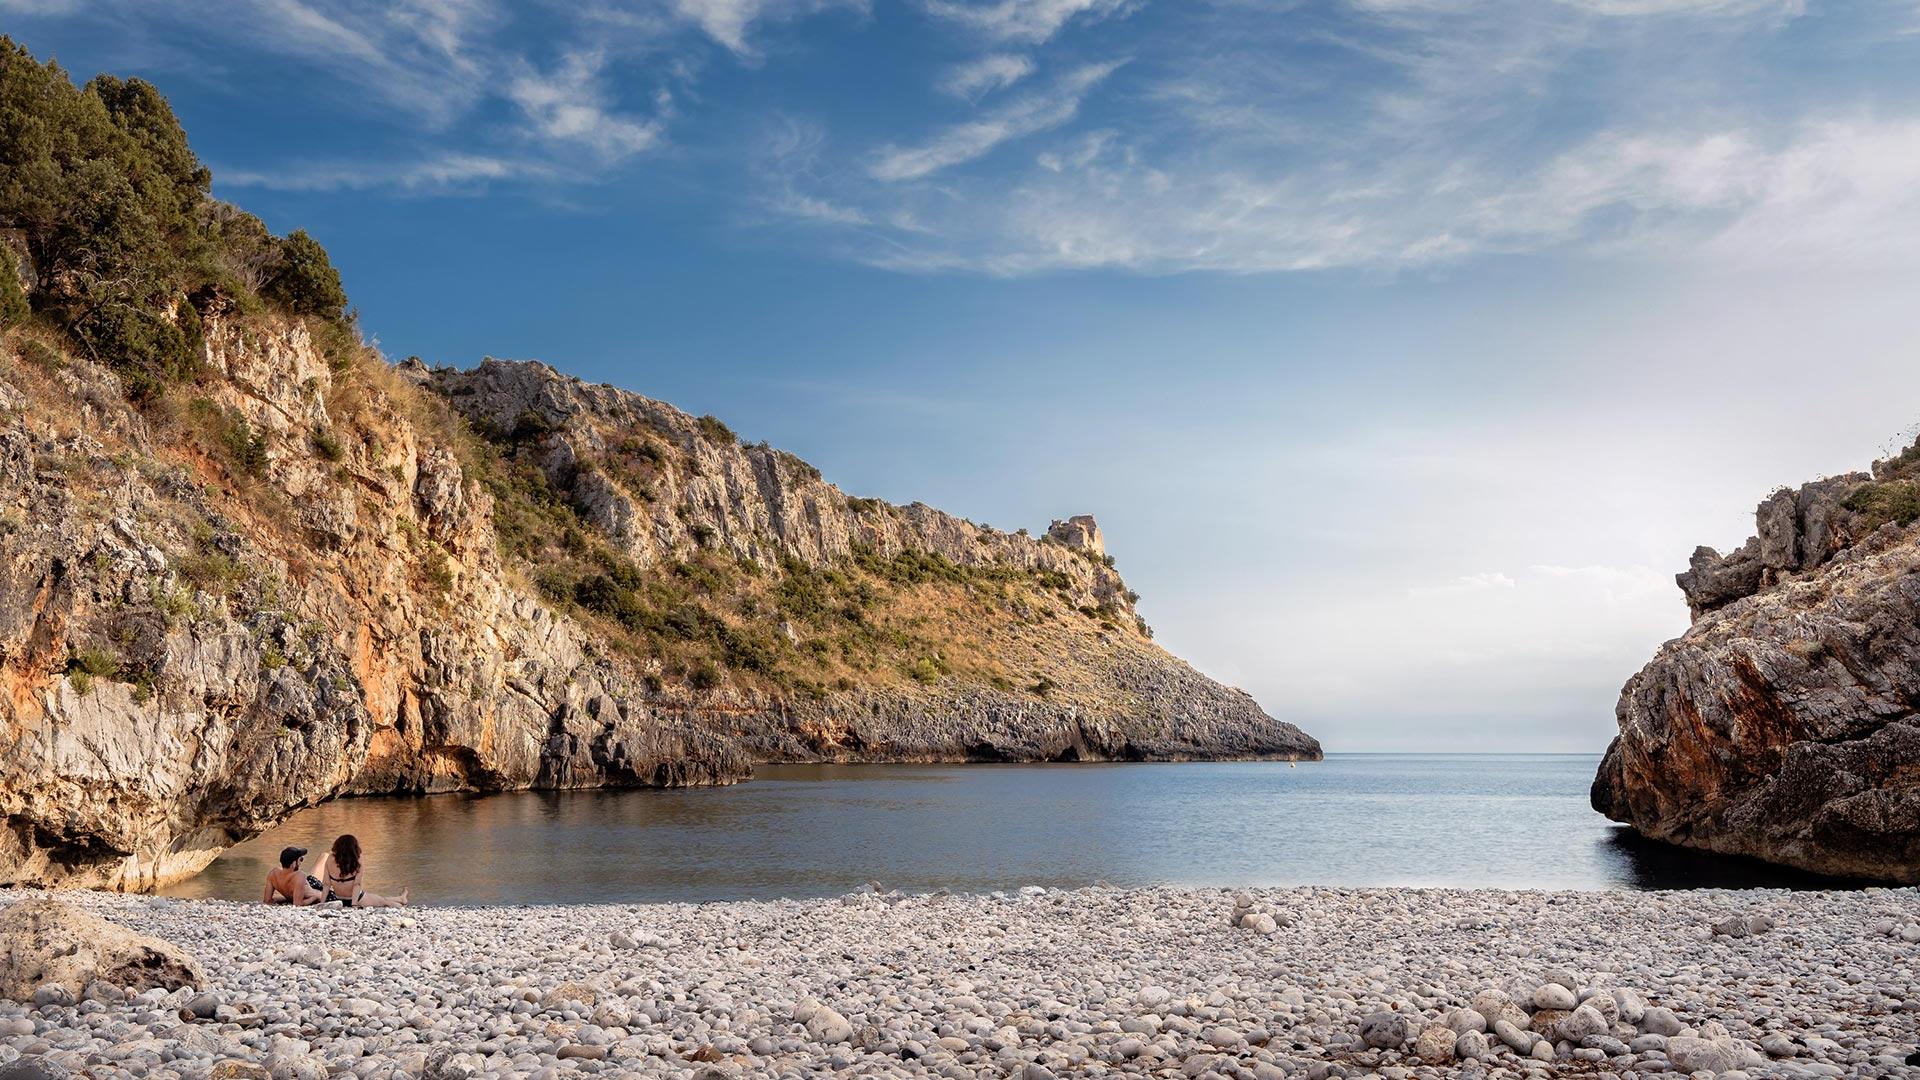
[1595,444,1920,882]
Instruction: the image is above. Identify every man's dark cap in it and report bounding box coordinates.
[278,846,307,868]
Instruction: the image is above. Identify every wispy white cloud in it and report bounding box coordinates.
[25,0,862,184]
[754,118,867,224]
[1350,0,1800,15]
[212,0,499,123]
[848,115,1920,273]
[0,0,85,13]
[1035,129,1116,171]
[938,53,1036,99]
[1408,571,1517,598]
[507,51,664,160]
[755,0,1920,275]
[1,0,505,121]
[666,0,869,54]
[1703,118,1920,264]
[756,118,936,234]
[218,153,552,193]
[921,0,1131,42]
[870,60,1123,181]
[769,191,874,225]
[1554,0,1803,14]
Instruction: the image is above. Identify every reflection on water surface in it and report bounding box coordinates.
[164,756,1855,905]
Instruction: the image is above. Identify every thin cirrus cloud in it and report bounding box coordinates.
[506,51,666,161]
[753,0,1920,275]
[938,53,1037,99]
[869,60,1124,181]
[920,0,1132,43]
[1407,572,1518,599]
[0,0,86,13]
[218,153,553,193]
[1350,0,1800,13]
[852,117,1920,273]
[666,0,869,55]
[14,0,860,189]
[206,0,498,124]
[1554,0,1804,14]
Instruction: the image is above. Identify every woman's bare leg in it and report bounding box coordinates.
[353,887,408,908]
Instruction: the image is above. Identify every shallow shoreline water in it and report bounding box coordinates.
[162,756,1864,906]
[4,885,1918,1079]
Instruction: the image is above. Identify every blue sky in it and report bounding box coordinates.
[8,0,1920,750]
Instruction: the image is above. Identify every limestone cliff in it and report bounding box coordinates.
[0,319,1316,890]
[1592,444,1920,882]
[0,319,749,889]
[422,359,1314,766]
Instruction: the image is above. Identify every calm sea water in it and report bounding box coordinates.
[163,755,1845,905]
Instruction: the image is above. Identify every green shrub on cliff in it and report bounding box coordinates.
[263,229,347,319]
[1843,479,1920,531]
[67,645,120,679]
[696,414,735,443]
[185,397,267,474]
[0,248,26,327]
[310,424,344,462]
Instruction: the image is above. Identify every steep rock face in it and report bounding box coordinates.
[0,320,746,890]
[1,325,1316,891]
[421,359,1319,767]
[420,359,1135,616]
[1674,474,1880,618]
[1594,457,1920,881]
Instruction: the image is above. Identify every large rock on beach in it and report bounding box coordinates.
[1667,1035,1740,1073]
[1532,982,1577,1011]
[804,1004,854,1045]
[1412,1022,1458,1061]
[1454,1029,1491,1061]
[1358,1011,1411,1049]
[1470,989,1528,1032]
[1639,1007,1685,1037]
[1555,1003,1608,1043]
[1593,440,1920,882]
[0,899,201,1001]
[1493,1018,1536,1053]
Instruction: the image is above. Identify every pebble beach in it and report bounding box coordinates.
[3,886,1918,1080]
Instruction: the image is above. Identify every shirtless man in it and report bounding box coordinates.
[262,846,323,906]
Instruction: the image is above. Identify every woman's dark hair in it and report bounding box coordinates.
[330,834,362,877]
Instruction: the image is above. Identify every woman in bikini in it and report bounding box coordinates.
[314,833,409,908]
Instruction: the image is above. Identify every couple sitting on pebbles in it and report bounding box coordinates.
[262,834,409,908]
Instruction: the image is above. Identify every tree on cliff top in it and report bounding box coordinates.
[264,229,347,319]
[0,37,350,392]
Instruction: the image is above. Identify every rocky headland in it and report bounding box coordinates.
[0,886,1917,1080]
[0,43,1315,892]
[1593,442,1920,882]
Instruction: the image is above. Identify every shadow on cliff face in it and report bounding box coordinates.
[1600,827,1887,890]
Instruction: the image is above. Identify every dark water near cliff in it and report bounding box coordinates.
[164,754,1845,905]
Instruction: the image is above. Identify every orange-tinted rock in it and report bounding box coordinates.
[1595,446,1920,882]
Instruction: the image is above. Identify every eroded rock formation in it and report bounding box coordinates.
[1,321,750,889]
[1593,449,1920,881]
[0,319,1316,890]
